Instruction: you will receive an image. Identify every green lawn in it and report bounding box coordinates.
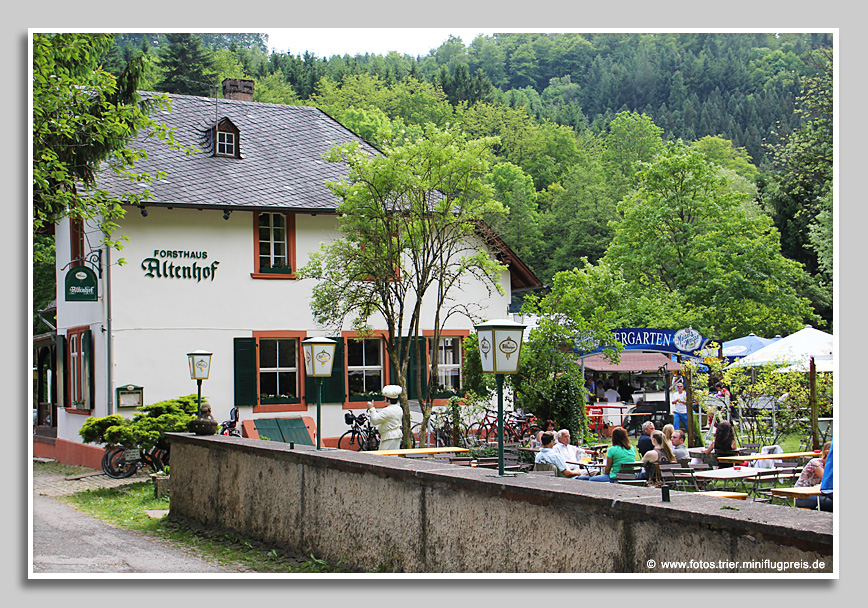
[59,478,350,573]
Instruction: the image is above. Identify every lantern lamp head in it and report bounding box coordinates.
[302,337,337,377]
[187,350,213,380]
[474,319,526,374]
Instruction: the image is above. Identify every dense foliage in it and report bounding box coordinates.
[79,394,200,451]
[34,31,833,342]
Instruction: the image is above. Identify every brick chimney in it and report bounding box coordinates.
[222,78,254,102]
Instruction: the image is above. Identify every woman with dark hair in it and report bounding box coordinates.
[577,427,636,482]
[638,430,676,480]
[702,419,738,467]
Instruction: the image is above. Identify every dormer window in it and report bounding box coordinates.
[211,117,240,158]
[217,131,235,156]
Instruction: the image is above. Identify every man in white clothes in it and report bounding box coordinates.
[367,384,404,450]
[554,429,586,472]
[670,381,689,432]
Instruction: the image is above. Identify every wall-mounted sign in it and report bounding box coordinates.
[141,249,220,282]
[117,384,144,408]
[64,266,98,301]
[579,328,708,357]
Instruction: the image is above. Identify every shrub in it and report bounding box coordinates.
[79,394,200,451]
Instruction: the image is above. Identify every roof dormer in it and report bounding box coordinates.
[214,118,240,158]
[199,117,242,159]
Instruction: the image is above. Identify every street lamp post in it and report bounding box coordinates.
[302,337,337,450]
[187,350,217,435]
[474,319,526,477]
[187,350,213,416]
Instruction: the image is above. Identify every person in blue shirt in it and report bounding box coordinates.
[534,432,582,478]
[817,441,833,512]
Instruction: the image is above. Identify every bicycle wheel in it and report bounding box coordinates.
[410,422,422,448]
[520,425,540,444]
[475,423,496,446]
[338,431,360,450]
[143,449,167,474]
[102,447,137,479]
[367,429,380,451]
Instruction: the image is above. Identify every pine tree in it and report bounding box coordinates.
[155,33,218,96]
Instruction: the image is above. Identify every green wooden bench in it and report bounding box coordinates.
[242,416,315,446]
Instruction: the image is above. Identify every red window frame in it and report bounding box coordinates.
[66,325,88,411]
[252,330,308,413]
[423,330,470,407]
[342,331,391,409]
[252,212,297,280]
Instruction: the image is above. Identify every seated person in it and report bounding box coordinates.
[797,441,833,512]
[534,432,582,478]
[702,420,738,467]
[637,421,655,456]
[638,430,676,480]
[670,429,689,461]
[553,429,586,464]
[577,427,636,482]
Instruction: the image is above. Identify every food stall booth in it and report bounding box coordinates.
[577,327,708,435]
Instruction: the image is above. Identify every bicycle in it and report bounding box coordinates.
[471,408,538,446]
[101,445,168,479]
[338,411,380,451]
[411,409,471,448]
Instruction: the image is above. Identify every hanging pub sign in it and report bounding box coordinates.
[64,266,98,301]
[578,328,708,357]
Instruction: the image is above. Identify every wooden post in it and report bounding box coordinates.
[685,372,695,448]
[810,356,819,451]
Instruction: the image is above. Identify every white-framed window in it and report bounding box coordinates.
[258,212,289,270]
[216,130,235,156]
[347,338,383,396]
[258,337,298,401]
[433,337,462,392]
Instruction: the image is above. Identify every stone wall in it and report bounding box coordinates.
[167,433,833,574]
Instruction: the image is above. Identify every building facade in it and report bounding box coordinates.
[35,79,540,466]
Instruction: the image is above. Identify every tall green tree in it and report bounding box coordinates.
[298,126,506,447]
[155,33,219,96]
[32,33,179,247]
[603,142,819,339]
[763,49,833,327]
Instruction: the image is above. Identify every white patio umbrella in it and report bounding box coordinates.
[726,325,833,448]
[726,326,833,369]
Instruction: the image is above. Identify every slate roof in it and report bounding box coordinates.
[93,91,381,212]
[92,89,543,291]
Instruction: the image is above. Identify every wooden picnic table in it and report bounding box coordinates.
[716,451,819,464]
[697,490,749,500]
[692,465,765,493]
[770,485,825,510]
[373,446,470,457]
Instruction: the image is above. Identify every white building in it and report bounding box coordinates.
[34,79,541,467]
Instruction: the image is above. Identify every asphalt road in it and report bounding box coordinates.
[31,463,237,575]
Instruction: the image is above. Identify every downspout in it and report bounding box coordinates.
[104,245,113,415]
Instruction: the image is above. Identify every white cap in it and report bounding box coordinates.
[382,385,403,399]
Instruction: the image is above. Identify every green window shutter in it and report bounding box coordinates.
[391,337,428,401]
[276,418,314,445]
[82,329,95,410]
[234,337,258,406]
[253,418,283,442]
[56,334,67,408]
[305,337,344,405]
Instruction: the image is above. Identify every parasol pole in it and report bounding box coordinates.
[810,356,819,451]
